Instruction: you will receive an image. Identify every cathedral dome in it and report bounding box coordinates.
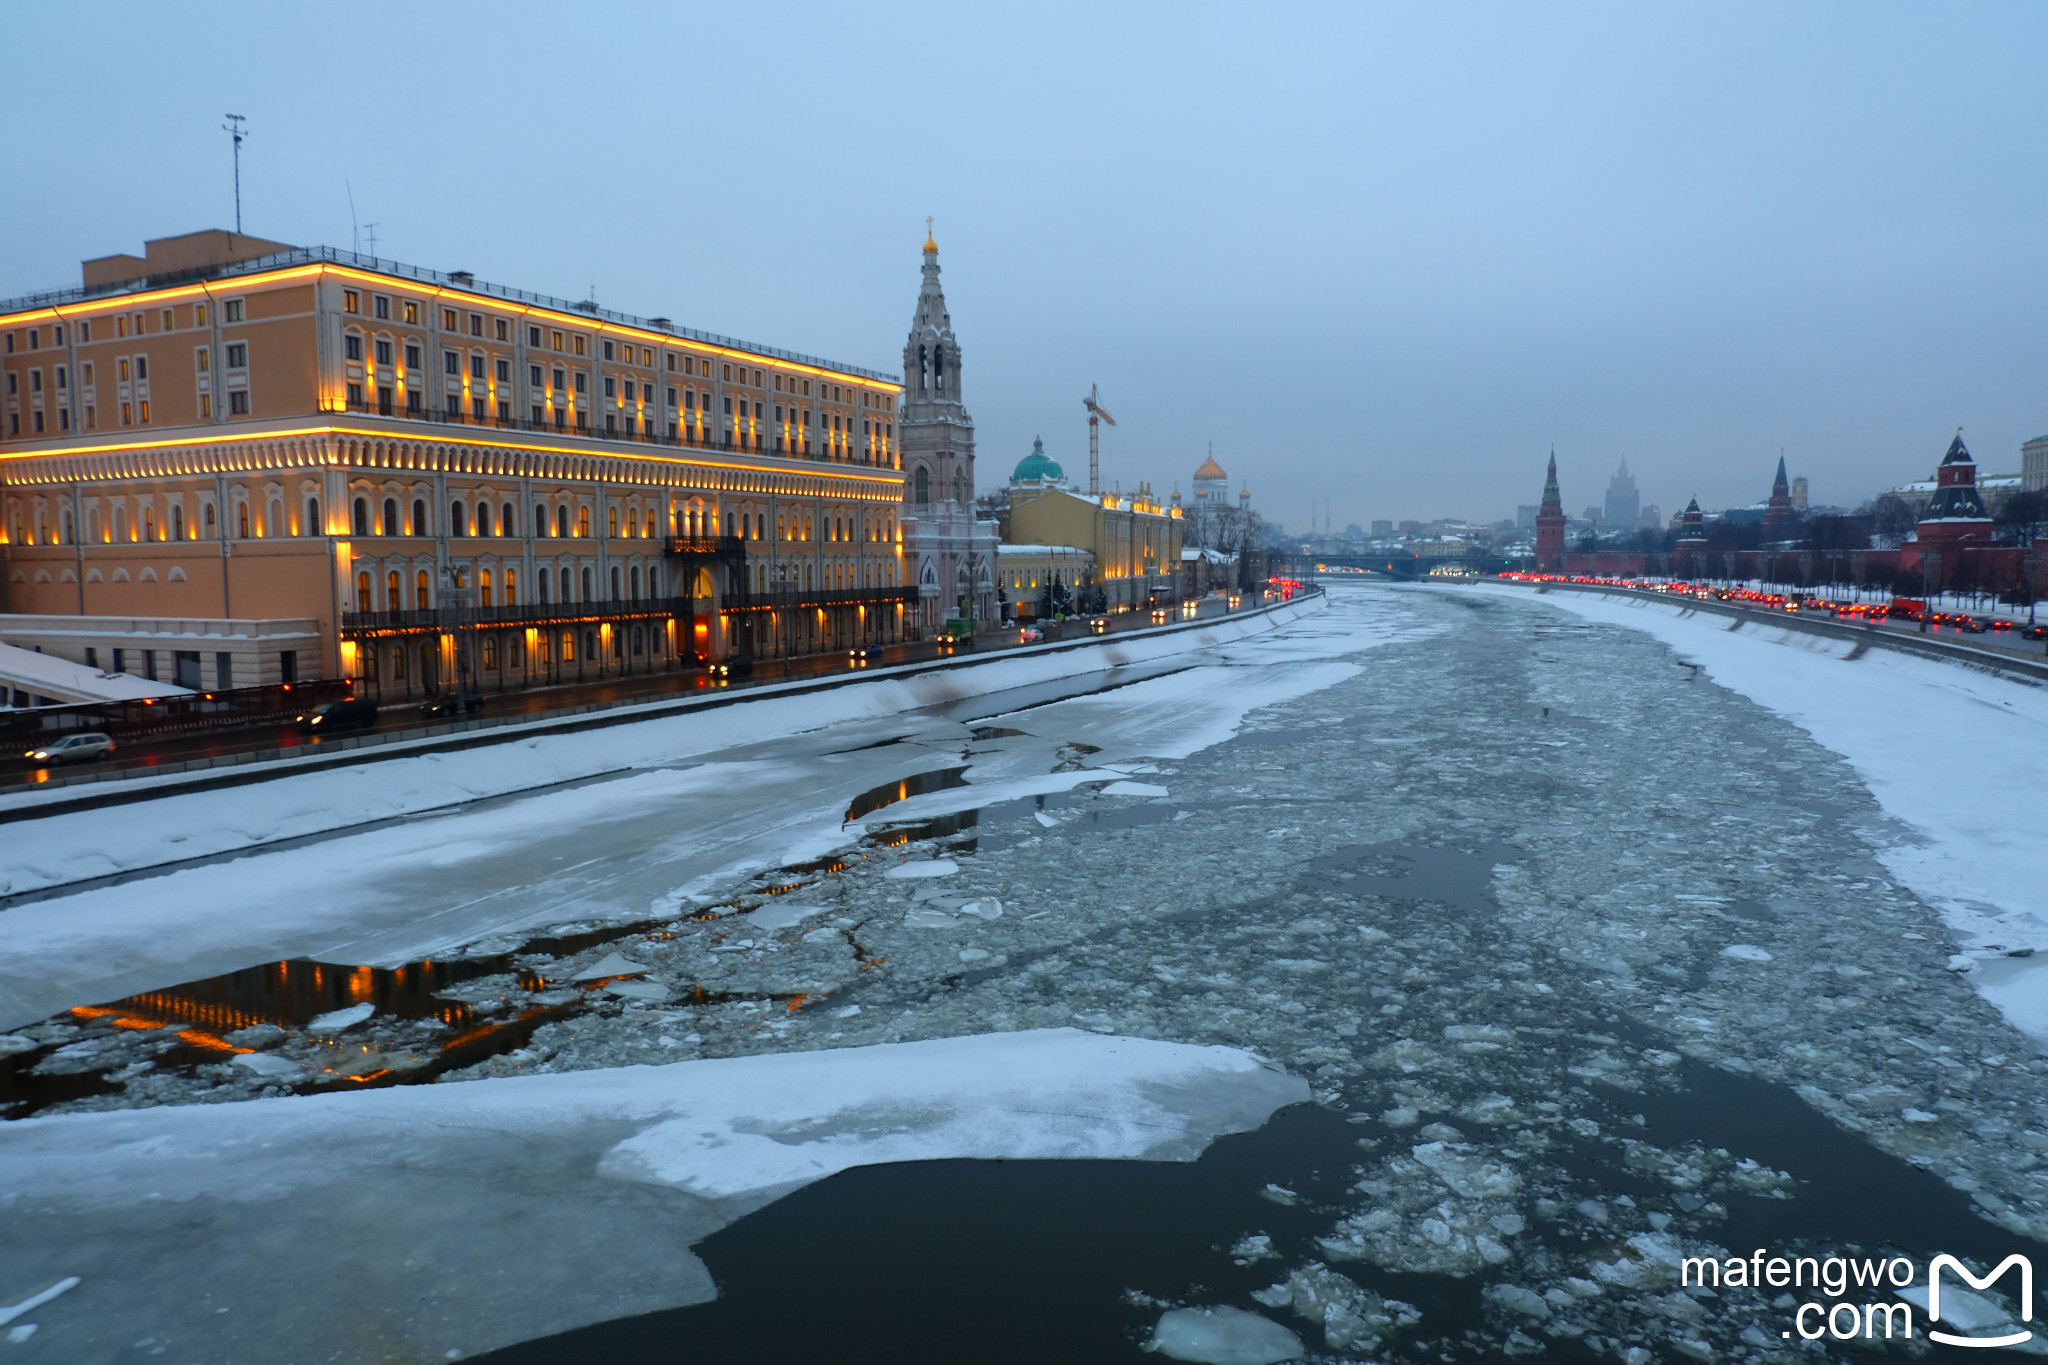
[1012,437,1064,484]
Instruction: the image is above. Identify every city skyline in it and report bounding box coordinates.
[3,2,2045,532]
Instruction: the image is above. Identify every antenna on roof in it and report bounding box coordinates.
[222,114,248,234]
[363,223,379,258]
[345,174,359,255]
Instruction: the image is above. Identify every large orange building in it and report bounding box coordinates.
[0,231,910,696]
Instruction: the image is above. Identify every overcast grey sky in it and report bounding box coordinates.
[4,2,2043,533]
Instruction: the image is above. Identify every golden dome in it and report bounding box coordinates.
[923,217,938,254]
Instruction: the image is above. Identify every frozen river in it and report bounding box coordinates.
[5,581,2047,1364]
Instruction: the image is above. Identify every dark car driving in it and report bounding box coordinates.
[294,697,379,732]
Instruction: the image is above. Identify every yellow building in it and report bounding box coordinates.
[0,231,909,694]
[1003,439,1181,611]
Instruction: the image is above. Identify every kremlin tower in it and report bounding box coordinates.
[1534,451,1567,571]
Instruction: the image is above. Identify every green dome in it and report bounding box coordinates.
[1012,436,1064,484]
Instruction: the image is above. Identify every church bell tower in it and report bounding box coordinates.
[898,223,997,628]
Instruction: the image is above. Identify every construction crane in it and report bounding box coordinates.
[1082,383,1116,496]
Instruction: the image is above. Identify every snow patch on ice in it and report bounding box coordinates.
[1148,1305,1304,1362]
[305,1002,374,1034]
[885,859,959,880]
[1103,780,1171,798]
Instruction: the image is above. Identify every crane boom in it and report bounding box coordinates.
[1083,383,1116,495]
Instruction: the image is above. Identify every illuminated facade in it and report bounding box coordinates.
[0,231,909,691]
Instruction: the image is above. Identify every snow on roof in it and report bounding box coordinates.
[0,641,192,705]
[1181,548,1235,563]
[997,543,1093,557]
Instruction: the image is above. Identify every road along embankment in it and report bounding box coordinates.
[1492,578,2048,686]
[0,593,1323,899]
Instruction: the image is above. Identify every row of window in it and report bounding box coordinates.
[343,495,896,544]
[5,300,247,355]
[352,562,673,612]
[335,288,885,402]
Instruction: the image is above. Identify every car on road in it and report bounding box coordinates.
[22,732,115,766]
[294,697,380,732]
[848,645,876,664]
[419,692,487,719]
[2023,625,2048,641]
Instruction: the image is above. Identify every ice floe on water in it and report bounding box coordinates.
[0,1030,1304,1362]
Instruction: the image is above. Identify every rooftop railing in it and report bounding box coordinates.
[0,244,896,383]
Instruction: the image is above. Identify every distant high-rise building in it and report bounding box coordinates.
[1370,519,1392,536]
[1789,476,1809,510]
[2025,434,2048,494]
[1603,458,1640,529]
[1397,520,1422,535]
[1639,502,1661,528]
[1516,504,1538,532]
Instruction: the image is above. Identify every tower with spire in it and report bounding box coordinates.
[1762,452,1797,538]
[1603,457,1640,530]
[1915,430,1994,546]
[1535,450,1567,571]
[897,223,998,629]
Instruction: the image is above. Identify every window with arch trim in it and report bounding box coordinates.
[383,498,398,536]
[356,571,372,609]
[417,569,431,607]
[352,498,369,536]
[237,502,250,539]
[413,500,427,537]
[450,501,466,537]
[557,506,570,539]
[914,466,930,505]
[307,497,321,536]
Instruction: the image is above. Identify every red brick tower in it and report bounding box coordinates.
[1535,450,1567,571]
[1916,430,1994,546]
[1762,454,1796,538]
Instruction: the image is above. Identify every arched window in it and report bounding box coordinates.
[918,343,928,391]
[450,501,466,537]
[113,505,128,542]
[203,503,215,536]
[352,497,369,536]
[503,504,515,539]
[476,503,492,537]
[630,565,641,598]
[538,567,551,603]
[356,571,372,608]
[914,467,929,506]
[237,501,250,539]
[386,570,400,610]
[383,499,398,536]
[557,506,570,539]
[582,566,594,600]
[648,566,660,598]
[413,500,427,536]
[504,569,517,606]
[644,511,656,537]
[536,504,548,537]
[417,569,431,607]
[572,506,586,537]
[481,635,498,670]
[143,507,155,542]
[932,344,945,393]
[479,570,492,607]
[610,565,622,599]
[741,512,751,538]
[171,505,183,541]
[725,511,735,536]
[608,507,619,537]
[308,498,322,536]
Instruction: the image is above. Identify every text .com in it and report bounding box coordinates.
[1681,1251,2033,1346]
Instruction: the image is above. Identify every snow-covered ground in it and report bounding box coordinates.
[1490,584,2048,1039]
[0,596,1321,893]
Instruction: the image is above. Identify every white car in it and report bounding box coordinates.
[23,732,115,766]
